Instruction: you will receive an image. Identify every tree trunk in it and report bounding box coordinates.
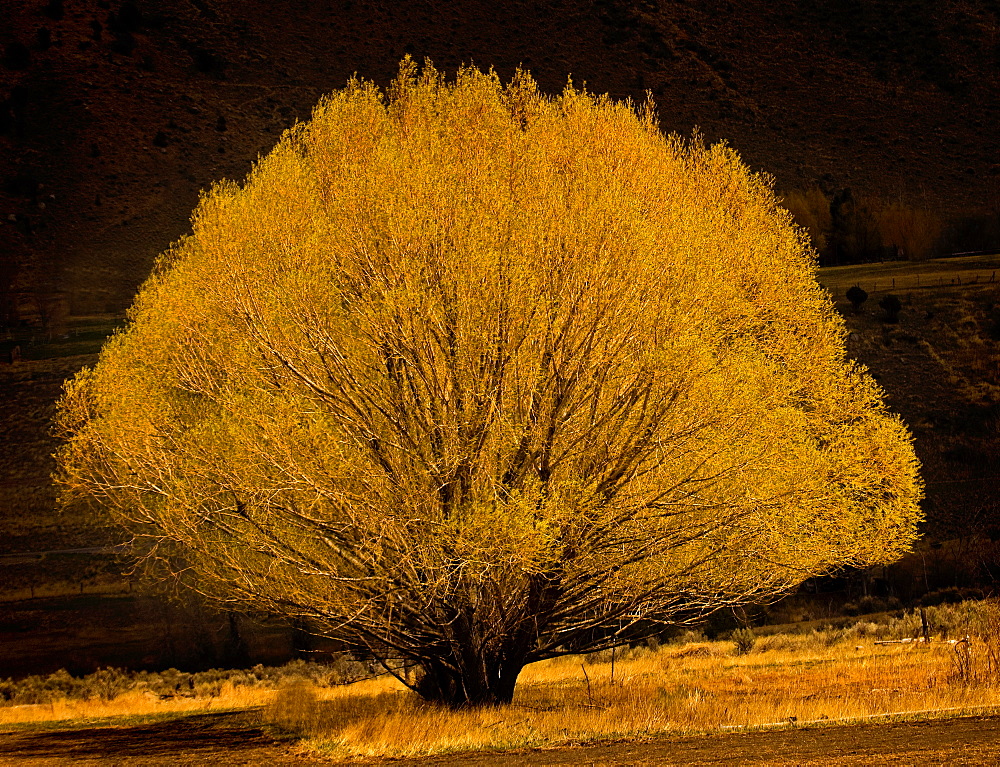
[411,571,561,707]
[415,652,526,708]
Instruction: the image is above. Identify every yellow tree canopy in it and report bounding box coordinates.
[56,60,921,707]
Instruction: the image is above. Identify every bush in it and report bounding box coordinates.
[669,629,707,646]
[879,294,902,323]
[731,627,756,655]
[919,587,985,607]
[842,594,901,616]
[846,285,868,312]
[86,667,130,701]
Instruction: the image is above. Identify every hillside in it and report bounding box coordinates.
[820,257,1000,561]
[2,257,998,560]
[2,0,1000,312]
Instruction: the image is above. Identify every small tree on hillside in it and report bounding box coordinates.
[55,61,922,708]
[846,285,869,313]
[880,294,902,323]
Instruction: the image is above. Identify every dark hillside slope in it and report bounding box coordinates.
[1,0,999,311]
[820,260,1000,573]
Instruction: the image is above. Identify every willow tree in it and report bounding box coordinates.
[55,60,922,707]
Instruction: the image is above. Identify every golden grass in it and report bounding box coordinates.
[0,682,275,727]
[6,631,1000,760]
[267,635,1000,760]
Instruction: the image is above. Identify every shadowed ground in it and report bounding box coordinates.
[0,711,311,766]
[3,711,1000,765]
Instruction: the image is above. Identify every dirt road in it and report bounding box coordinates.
[2,711,1000,765]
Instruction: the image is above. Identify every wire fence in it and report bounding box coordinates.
[823,270,999,300]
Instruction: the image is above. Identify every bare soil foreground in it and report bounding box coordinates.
[3,712,1000,765]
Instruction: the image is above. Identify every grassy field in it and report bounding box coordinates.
[3,602,1000,761]
[271,630,1000,759]
[818,253,1000,296]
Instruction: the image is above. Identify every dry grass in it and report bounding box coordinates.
[0,682,275,727]
[7,608,1000,759]
[269,628,1000,760]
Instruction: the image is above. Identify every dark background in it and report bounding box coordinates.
[1,0,1000,676]
[2,0,999,310]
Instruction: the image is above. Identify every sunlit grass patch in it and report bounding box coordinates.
[268,609,1000,760]
[0,683,275,727]
[7,603,1000,760]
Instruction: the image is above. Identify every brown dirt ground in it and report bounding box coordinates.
[3,712,1000,765]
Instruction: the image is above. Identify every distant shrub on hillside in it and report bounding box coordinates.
[880,294,902,322]
[731,628,756,655]
[846,285,868,312]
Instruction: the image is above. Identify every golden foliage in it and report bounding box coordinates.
[874,201,944,261]
[782,186,832,254]
[55,60,922,706]
[782,187,943,262]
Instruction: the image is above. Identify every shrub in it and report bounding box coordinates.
[669,629,708,645]
[846,285,868,312]
[55,59,923,709]
[731,627,756,655]
[843,594,901,616]
[0,657,374,707]
[920,587,985,607]
[86,667,130,702]
[879,294,902,323]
